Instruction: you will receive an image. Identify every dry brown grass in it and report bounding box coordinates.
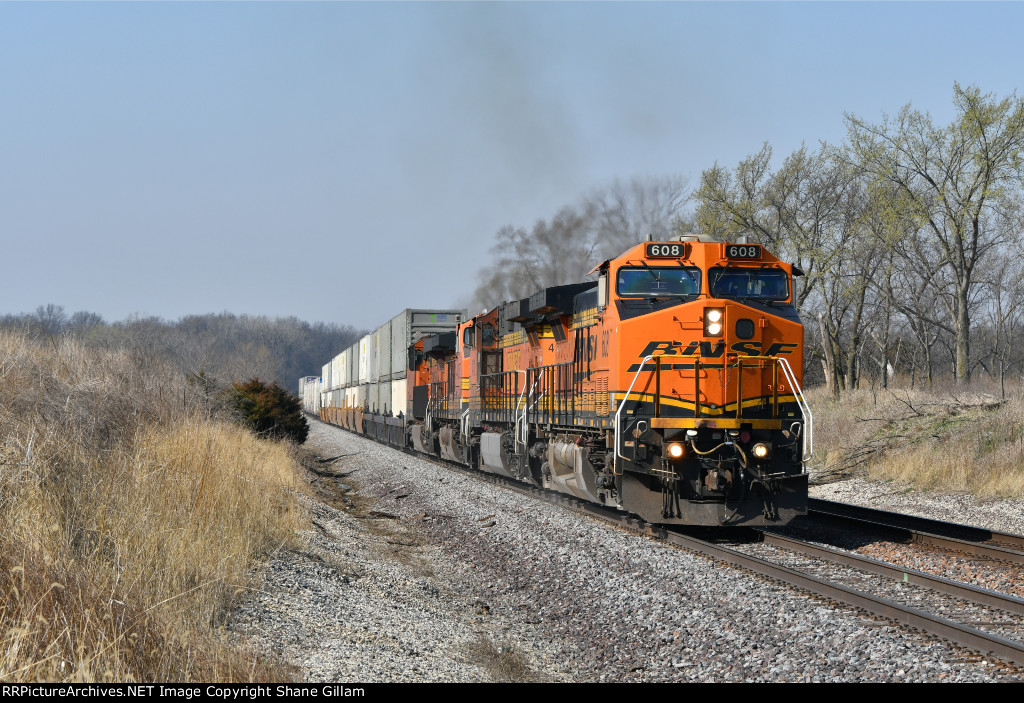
[0,331,306,681]
[808,381,1024,498]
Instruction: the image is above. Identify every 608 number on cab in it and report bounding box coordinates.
[645,243,685,258]
[725,244,762,259]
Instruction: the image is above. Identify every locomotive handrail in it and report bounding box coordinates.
[460,408,471,444]
[509,370,528,453]
[614,354,654,473]
[777,357,813,464]
[516,371,542,451]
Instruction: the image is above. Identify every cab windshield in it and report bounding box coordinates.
[617,267,701,298]
[709,267,789,301]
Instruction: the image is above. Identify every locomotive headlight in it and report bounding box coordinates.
[704,308,724,337]
[667,443,685,459]
[751,442,771,460]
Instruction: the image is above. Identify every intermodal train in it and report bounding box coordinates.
[299,234,812,526]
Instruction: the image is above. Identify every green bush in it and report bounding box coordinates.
[229,377,309,444]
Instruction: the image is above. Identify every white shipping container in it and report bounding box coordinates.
[308,378,321,414]
[376,323,392,381]
[389,312,409,381]
[322,362,332,391]
[337,351,348,390]
[387,309,463,381]
[369,334,379,382]
[374,381,391,415]
[391,378,408,418]
[347,348,355,388]
[366,382,378,413]
[330,355,341,391]
[358,335,374,384]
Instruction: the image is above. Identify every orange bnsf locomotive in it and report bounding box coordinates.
[305,235,812,526]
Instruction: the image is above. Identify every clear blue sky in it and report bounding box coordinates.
[2,1,1022,330]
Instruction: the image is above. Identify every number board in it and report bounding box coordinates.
[725,244,762,260]
[645,243,686,258]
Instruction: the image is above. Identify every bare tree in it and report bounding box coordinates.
[845,84,1024,384]
[695,144,852,311]
[587,175,691,257]
[33,304,67,337]
[471,175,692,309]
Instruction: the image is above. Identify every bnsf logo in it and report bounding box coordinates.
[638,340,798,358]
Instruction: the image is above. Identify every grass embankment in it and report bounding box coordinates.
[809,381,1024,497]
[0,331,307,681]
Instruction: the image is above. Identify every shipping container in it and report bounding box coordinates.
[346,342,356,386]
[309,378,322,414]
[388,313,408,381]
[358,334,375,384]
[336,348,349,389]
[370,334,380,382]
[376,323,392,381]
[369,381,390,415]
[298,376,322,415]
[306,309,462,416]
[338,351,348,389]
[330,355,341,391]
[387,309,464,381]
[366,381,378,414]
[391,378,408,418]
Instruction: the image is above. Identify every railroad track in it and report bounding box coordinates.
[317,419,1024,670]
[444,463,1024,668]
[741,528,1024,664]
[807,498,1024,563]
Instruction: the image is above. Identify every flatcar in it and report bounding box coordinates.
[301,234,812,526]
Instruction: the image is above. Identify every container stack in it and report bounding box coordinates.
[303,309,462,420]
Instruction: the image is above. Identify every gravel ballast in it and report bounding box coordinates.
[228,420,1024,682]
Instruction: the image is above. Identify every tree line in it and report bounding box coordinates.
[0,306,363,393]
[471,84,1024,396]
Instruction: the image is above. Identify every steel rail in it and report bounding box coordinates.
[809,498,1024,550]
[809,499,1024,565]
[656,525,1024,668]
[756,530,1024,616]
[315,418,1024,668]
